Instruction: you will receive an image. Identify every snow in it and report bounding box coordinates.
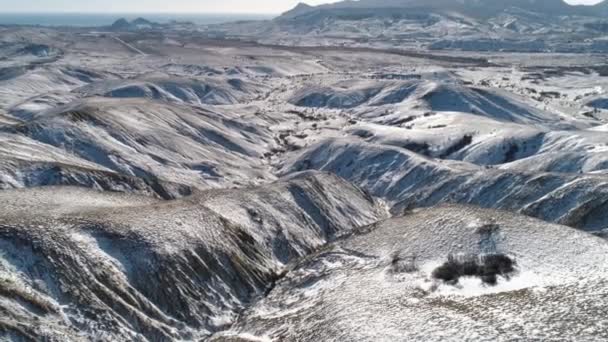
[74,75,269,106]
[3,12,608,341]
[0,172,385,340]
[219,206,608,341]
[0,97,279,194]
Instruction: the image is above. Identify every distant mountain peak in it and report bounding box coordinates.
[109,17,159,31]
[132,17,153,26]
[294,2,312,9]
[277,0,608,20]
[281,2,315,18]
[110,18,130,29]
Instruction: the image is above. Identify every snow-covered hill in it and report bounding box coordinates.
[0,65,114,109]
[0,97,277,193]
[0,172,385,340]
[288,78,583,127]
[215,205,608,341]
[3,18,608,341]
[280,138,608,231]
[74,76,268,106]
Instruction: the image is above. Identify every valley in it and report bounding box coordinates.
[2,2,608,340]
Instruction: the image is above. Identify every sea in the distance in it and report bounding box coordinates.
[0,13,274,27]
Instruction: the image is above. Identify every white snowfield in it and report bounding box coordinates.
[2,3,608,340]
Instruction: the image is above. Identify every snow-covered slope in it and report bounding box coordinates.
[0,132,186,197]
[0,172,385,340]
[216,205,608,341]
[281,138,608,231]
[74,76,268,106]
[3,21,608,342]
[0,97,276,192]
[0,43,62,64]
[289,78,582,127]
[0,65,116,110]
[343,112,608,169]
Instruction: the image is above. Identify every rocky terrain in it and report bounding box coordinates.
[214,205,608,341]
[209,0,608,53]
[3,1,608,340]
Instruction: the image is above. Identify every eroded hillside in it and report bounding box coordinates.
[2,19,608,341]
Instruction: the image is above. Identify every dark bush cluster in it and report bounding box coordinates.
[432,253,516,286]
[389,253,418,274]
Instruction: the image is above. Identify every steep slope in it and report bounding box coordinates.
[7,91,81,122]
[0,43,62,64]
[344,113,608,170]
[281,2,315,19]
[0,172,385,341]
[0,132,189,198]
[0,98,276,191]
[216,205,608,341]
[74,76,268,106]
[0,65,116,110]
[289,78,582,127]
[280,138,608,231]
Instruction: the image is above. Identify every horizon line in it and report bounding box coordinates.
[0,11,281,15]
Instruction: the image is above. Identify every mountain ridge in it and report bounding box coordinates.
[278,0,608,20]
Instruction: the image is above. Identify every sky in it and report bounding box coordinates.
[0,0,603,14]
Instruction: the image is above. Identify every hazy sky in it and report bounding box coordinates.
[0,0,603,14]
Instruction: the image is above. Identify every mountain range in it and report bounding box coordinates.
[280,0,608,20]
[204,0,608,53]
